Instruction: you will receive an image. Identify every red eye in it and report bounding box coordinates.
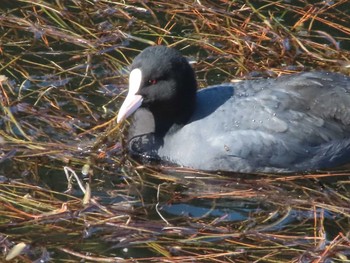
[148,79,157,85]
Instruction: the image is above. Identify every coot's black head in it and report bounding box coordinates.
[117,46,197,127]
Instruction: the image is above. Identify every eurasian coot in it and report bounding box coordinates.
[117,45,350,173]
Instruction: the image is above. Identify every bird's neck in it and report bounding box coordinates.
[128,108,156,139]
[128,83,197,138]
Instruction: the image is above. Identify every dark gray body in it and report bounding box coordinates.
[129,72,350,173]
